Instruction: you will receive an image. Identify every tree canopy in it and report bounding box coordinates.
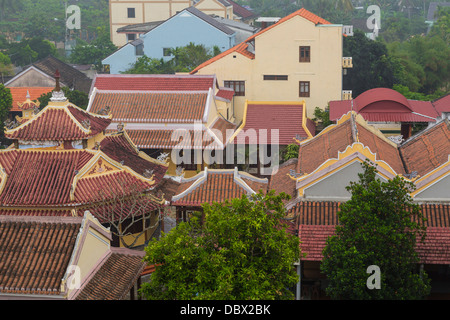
[321,160,431,300]
[140,191,300,300]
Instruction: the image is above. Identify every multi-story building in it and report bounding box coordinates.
[191,8,352,122]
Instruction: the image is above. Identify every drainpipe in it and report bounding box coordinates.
[294,260,301,300]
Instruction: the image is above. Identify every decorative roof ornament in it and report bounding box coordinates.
[157,152,169,163]
[117,122,124,133]
[388,135,404,145]
[143,169,154,179]
[97,106,111,116]
[17,90,40,111]
[176,166,185,178]
[81,119,91,130]
[50,70,67,102]
[4,118,19,130]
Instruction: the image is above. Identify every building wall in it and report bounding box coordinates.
[104,9,235,74]
[195,15,344,123]
[109,0,233,47]
[6,68,57,87]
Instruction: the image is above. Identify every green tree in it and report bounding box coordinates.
[37,87,89,110]
[0,84,12,136]
[343,30,396,97]
[70,27,117,70]
[281,143,300,162]
[140,191,300,300]
[321,160,431,300]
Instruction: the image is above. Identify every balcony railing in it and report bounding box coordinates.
[342,90,352,100]
[343,57,353,68]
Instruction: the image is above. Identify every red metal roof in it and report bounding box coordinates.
[432,93,450,115]
[232,102,314,146]
[329,88,439,122]
[91,74,215,92]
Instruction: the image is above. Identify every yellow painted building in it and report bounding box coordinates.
[191,8,352,123]
[109,0,234,46]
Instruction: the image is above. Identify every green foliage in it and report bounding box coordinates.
[124,43,221,74]
[0,84,12,135]
[140,191,300,300]
[37,87,89,110]
[393,84,444,101]
[321,160,431,300]
[281,143,299,162]
[69,27,117,70]
[313,106,333,128]
[5,37,58,66]
[343,30,396,97]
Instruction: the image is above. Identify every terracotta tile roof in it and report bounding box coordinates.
[298,225,335,261]
[216,87,235,101]
[245,8,331,43]
[0,216,80,296]
[0,150,94,206]
[74,248,146,300]
[329,88,439,122]
[90,74,216,93]
[99,133,168,180]
[232,102,314,145]
[8,87,53,112]
[296,117,354,174]
[0,209,74,217]
[171,168,268,206]
[416,227,450,265]
[89,91,208,123]
[432,93,450,115]
[190,42,254,74]
[399,120,450,176]
[356,122,406,175]
[296,113,405,175]
[5,105,112,141]
[120,128,224,150]
[288,201,450,264]
[268,158,298,202]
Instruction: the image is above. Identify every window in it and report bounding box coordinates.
[224,81,245,96]
[127,8,135,18]
[263,75,288,80]
[299,81,310,97]
[135,43,144,56]
[163,48,171,57]
[299,46,310,62]
[127,33,136,42]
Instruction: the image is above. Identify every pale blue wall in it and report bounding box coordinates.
[102,10,235,74]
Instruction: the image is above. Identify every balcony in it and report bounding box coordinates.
[343,57,353,68]
[342,90,352,100]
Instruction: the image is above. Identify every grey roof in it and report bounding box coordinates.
[426,2,450,21]
[185,6,235,35]
[117,21,164,33]
[211,15,259,33]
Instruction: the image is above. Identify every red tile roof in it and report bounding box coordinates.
[5,105,112,141]
[245,8,331,43]
[399,120,450,176]
[296,113,405,175]
[0,216,80,295]
[89,91,208,123]
[171,168,268,206]
[432,93,450,115]
[8,87,53,112]
[74,248,146,300]
[90,74,216,93]
[329,88,439,122]
[0,150,93,206]
[228,0,254,19]
[216,87,235,101]
[289,201,450,263]
[190,42,255,74]
[267,158,298,202]
[232,102,315,145]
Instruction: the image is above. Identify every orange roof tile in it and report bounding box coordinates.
[8,87,53,112]
[5,105,111,141]
[171,169,268,206]
[190,42,254,74]
[245,8,331,43]
[0,216,80,295]
[89,91,208,123]
[400,120,450,176]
